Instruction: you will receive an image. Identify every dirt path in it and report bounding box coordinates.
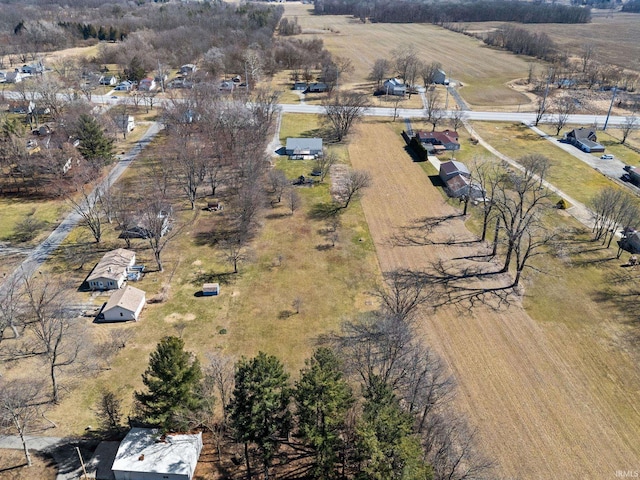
[348,121,640,479]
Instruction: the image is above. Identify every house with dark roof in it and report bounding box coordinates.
[307,82,328,93]
[285,137,323,159]
[416,130,460,153]
[564,127,605,153]
[439,160,469,183]
[383,78,406,96]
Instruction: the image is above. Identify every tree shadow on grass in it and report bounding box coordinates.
[308,202,342,220]
[193,271,236,286]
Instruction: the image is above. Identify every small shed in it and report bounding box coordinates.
[101,285,146,322]
[203,283,220,296]
[112,428,203,480]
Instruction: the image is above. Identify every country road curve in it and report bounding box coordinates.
[0,121,162,297]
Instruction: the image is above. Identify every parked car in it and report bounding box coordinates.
[601,154,614,160]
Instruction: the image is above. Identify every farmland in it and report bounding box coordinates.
[348,118,640,478]
[281,3,533,109]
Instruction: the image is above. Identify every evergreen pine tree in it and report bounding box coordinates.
[229,352,290,480]
[357,376,432,480]
[295,347,354,479]
[74,114,114,164]
[135,336,202,430]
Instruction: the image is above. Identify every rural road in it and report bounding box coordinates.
[0,121,162,297]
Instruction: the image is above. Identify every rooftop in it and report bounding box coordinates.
[112,428,202,478]
[104,285,145,314]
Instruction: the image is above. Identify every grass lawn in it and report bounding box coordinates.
[279,113,327,141]
[470,121,622,205]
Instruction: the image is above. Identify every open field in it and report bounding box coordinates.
[282,3,533,109]
[464,11,640,74]
[347,117,640,478]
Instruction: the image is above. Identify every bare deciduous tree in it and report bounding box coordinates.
[425,90,444,131]
[338,170,372,209]
[551,96,576,135]
[0,379,47,467]
[23,277,84,404]
[268,169,289,203]
[449,106,467,133]
[287,188,301,215]
[420,61,443,87]
[620,115,638,145]
[0,275,24,341]
[368,58,391,89]
[324,92,369,142]
[314,151,338,183]
[68,185,104,243]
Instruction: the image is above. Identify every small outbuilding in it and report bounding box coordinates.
[100,285,146,322]
[87,248,136,291]
[111,428,203,480]
[202,283,220,296]
[285,137,323,159]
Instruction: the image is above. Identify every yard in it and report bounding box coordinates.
[26,116,380,435]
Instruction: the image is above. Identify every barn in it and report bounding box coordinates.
[111,428,203,480]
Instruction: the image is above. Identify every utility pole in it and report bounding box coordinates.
[603,86,617,131]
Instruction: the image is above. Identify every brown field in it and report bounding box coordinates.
[282,3,534,108]
[464,11,640,74]
[0,450,56,480]
[347,118,640,478]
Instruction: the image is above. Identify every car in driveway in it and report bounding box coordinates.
[601,154,614,160]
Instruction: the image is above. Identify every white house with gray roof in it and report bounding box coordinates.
[87,248,136,291]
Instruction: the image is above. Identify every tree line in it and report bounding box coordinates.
[314,0,591,24]
[112,270,491,480]
[57,22,127,42]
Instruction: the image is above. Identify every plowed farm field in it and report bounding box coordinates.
[348,119,640,478]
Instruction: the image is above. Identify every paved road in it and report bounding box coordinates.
[0,121,162,297]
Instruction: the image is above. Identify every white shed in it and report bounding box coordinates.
[101,286,146,322]
[112,428,203,480]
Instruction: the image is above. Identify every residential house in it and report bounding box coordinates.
[180,64,198,75]
[418,130,460,153]
[138,77,156,91]
[564,127,605,153]
[115,81,133,91]
[114,114,135,134]
[8,100,34,114]
[5,71,24,83]
[0,72,5,83]
[100,75,118,86]
[87,248,136,291]
[168,78,193,89]
[439,160,470,183]
[433,69,448,85]
[120,209,171,240]
[219,80,235,92]
[111,428,203,480]
[383,78,406,96]
[285,137,323,159]
[293,81,308,91]
[21,63,44,75]
[307,82,328,93]
[100,285,146,322]
[445,174,470,198]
